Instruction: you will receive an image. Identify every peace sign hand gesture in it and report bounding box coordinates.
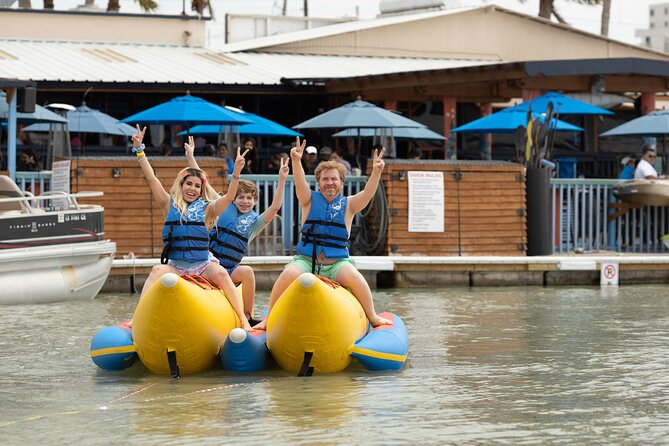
[132,125,146,149]
[371,146,386,174]
[278,156,290,180]
[233,146,250,176]
[183,136,195,158]
[290,136,307,162]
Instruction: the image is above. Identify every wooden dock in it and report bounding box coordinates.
[104,254,669,293]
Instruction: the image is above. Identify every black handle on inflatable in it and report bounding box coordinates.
[307,225,317,275]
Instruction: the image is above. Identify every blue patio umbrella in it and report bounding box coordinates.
[332,126,445,141]
[451,108,584,134]
[178,111,302,138]
[121,94,253,128]
[515,92,614,115]
[600,110,669,137]
[293,99,426,129]
[23,103,135,136]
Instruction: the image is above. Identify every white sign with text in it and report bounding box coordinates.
[51,160,71,210]
[408,170,444,232]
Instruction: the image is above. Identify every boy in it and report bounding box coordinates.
[186,144,289,320]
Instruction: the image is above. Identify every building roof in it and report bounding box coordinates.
[221,6,480,53]
[220,5,668,61]
[0,38,496,89]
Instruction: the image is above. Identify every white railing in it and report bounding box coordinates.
[15,170,52,195]
[19,172,665,254]
[552,179,669,253]
[234,174,368,256]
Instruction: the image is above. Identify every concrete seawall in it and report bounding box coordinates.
[104,254,669,293]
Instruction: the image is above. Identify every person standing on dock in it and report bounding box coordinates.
[254,137,392,331]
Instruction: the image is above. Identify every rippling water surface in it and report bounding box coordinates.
[2,286,669,445]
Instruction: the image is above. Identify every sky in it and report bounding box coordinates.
[6,0,655,47]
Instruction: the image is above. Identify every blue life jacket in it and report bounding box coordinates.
[160,199,210,264]
[297,191,349,259]
[209,205,260,270]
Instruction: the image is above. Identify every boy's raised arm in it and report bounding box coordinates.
[262,156,290,223]
[209,146,248,218]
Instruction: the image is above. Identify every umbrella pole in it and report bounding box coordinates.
[356,128,362,170]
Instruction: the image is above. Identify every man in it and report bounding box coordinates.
[619,155,636,180]
[304,145,319,174]
[634,147,658,180]
[254,137,391,330]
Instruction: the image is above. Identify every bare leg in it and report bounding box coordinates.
[139,264,176,300]
[336,264,391,327]
[203,263,252,331]
[253,263,303,330]
[131,264,178,328]
[231,265,255,319]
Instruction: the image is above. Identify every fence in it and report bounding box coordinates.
[13,170,669,254]
[552,179,669,253]
[243,174,367,255]
[15,171,52,196]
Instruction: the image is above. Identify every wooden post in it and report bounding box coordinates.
[640,92,656,115]
[443,96,456,159]
[480,102,493,159]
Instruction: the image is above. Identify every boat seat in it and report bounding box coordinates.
[0,176,29,212]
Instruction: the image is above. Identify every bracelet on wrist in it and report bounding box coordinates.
[132,144,145,157]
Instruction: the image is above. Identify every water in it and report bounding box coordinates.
[2,286,669,445]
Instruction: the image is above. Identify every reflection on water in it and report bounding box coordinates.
[2,286,669,444]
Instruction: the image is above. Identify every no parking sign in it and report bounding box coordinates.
[600,262,619,286]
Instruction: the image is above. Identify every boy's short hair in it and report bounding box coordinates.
[237,179,258,200]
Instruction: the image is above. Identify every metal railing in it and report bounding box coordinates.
[16,171,666,254]
[552,179,669,253]
[15,170,52,195]
[235,174,367,256]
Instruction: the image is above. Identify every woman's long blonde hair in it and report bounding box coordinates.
[169,167,214,217]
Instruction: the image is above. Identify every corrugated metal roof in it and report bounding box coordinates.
[0,39,498,86]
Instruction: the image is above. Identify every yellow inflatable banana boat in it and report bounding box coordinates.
[131,273,242,375]
[265,273,369,374]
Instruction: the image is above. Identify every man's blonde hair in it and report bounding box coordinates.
[314,160,346,183]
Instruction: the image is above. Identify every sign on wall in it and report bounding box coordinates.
[408,171,444,232]
[51,160,71,210]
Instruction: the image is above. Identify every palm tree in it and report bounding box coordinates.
[532,0,612,37]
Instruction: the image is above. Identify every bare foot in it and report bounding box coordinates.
[241,319,253,332]
[252,319,267,331]
[370,315,392,327]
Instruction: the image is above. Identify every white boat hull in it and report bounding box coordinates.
[0,240,116,305]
